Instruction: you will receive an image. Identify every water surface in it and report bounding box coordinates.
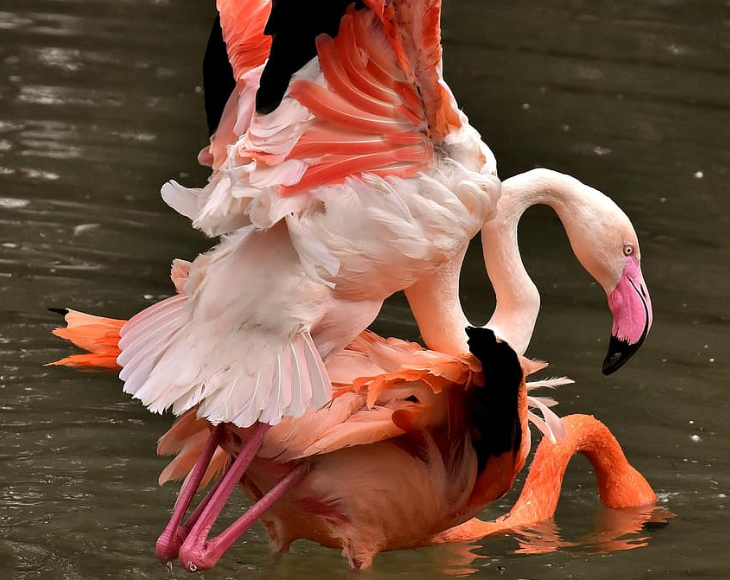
[1,1,728,578]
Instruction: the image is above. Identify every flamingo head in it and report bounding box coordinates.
[567,195,653,375]
[602,251,653,374]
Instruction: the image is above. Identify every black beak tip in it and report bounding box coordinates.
[602,335,643,375]
[602,352,625,375]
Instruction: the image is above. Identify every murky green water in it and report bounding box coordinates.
[1,1,728,578]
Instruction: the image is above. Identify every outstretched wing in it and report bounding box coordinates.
[253,6,435,197]
[164,0,467,236]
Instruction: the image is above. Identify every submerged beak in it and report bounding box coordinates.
[603,257,653,375]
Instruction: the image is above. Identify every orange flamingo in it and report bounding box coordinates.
[49,311,655,571]
[51,313,530,568]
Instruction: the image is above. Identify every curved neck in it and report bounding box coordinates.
[424,414,656,545]
[408,169,594,357]
[481,169,588,355]
[507,414,655,519]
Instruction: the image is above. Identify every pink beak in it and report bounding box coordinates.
[603,257,653,375]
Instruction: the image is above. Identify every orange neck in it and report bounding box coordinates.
[428,414,656,544]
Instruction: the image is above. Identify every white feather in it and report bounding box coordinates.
[526,376,575,391]
[286,214,340,288]
[119,294,185,340]
[118,310,186,370]
[527,396,567,443]
[161,181,200,220]
[259,355,283,425]
[302,331,331,408]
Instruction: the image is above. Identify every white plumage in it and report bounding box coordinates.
[116,0,500,427]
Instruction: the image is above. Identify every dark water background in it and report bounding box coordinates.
[1,0,728,578]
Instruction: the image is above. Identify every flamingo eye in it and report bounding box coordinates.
[623,245,634,256]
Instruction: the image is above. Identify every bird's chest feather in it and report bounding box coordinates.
[291,161,498,298]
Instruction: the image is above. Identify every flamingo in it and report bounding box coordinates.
[191,2,652,374]
[48,312,557,568]
[153,335,659,572]
[115,0,502,429]
[48,313,656,570]
[108,0,654,434]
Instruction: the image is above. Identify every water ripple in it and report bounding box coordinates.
[0,197,30,209]
[17,85,122,108]
[0,11,33,30]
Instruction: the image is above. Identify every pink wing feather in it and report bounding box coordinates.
[199,0,272,169]
[217,0,271,82]
[169,0,468,235]
[244,7,435,197]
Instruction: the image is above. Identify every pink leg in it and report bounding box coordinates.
[178,430,306,572]
[183,464,307,572]
[156,423,224,563]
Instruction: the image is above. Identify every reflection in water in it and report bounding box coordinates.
[436,505,674,577]
[434,542,487,577]
[17,85,122,109]
[510,504,673,556]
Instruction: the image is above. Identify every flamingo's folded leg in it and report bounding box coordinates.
[179,463,307,572]
[176,423,308,572]
[156,424,225,563]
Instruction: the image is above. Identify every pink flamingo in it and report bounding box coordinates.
[113,0,652,433]
[115,0,501,429]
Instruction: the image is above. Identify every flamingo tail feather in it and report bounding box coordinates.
[47,309,125,370]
